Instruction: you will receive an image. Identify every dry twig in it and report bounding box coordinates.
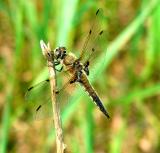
[40,40,66,153]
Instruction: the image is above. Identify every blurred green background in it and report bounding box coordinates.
[0,0,160,153]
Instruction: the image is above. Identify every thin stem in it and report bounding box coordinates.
[40,40,66,153]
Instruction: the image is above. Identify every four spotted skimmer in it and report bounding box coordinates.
[26,9,110,119]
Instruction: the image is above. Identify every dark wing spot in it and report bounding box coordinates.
[36,105,42,112]
[45,79,50,82]
[89,29,92,34]
[99,30,103,35]
[92,48,95,52]
[86,61,89,66]
[28,86,33,91]
[96,9,100,15]
[55,90,59,94]
[70,80,74,84]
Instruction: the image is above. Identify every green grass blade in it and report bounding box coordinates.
[56,0,79,46]
[83,102,94,153]
[110,122,126,153]
[0,1,24,152]
[142,0,160,79]
[0,89,12,153]
[113,83,160,105]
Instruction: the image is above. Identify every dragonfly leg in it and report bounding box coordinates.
[70,71,82,83]
[55,76,76,94]
[84,61,89,75]
[77,71,82,82]
[54,60,60,66]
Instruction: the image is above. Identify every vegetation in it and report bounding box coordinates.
[0,0,160,153]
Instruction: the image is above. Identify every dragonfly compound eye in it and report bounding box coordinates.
[54,48,61,59]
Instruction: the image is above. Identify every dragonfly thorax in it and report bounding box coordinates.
[62,52,76,66]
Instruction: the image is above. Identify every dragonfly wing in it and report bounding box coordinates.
[25,79,53,120]
[56,73,78,109]
[25,73,78,120]
[30,99,53,120]
[78,8,106,64]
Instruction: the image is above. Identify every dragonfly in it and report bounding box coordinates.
[26,9,110,119]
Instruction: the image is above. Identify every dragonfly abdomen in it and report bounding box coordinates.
[80,74,110,118]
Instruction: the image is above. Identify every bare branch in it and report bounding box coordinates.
[40,40,66,153]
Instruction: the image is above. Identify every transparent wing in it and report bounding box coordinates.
[25,72,77,120]
[25,79,53,120]
[55,72,78,110]
[78,8,105,64]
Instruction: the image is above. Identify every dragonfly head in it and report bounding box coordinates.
[54,47,67,60]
